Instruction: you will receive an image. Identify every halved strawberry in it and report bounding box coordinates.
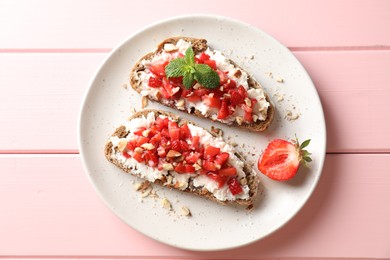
[258,138,312,181]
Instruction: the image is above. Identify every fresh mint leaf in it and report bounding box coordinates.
[183,71,194,89]
[194,64,220,89]
[185,47,195,66]
[165,58,186,78]
[164,47,219,89]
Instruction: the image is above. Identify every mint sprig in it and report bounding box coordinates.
[165,47,220,89]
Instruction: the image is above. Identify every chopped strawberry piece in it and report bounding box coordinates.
[238,85,247,98]
[203,161,218,172]
[244,110,253,122]
[169,128,180,141]
[193,88,210,97]
[228,178,243,195]
[168,121,178,129]
[179,140,189,152]
[185,152,201,164]
[204,59,217,70]
[230,90,245,107]
[132,151,144,163]
[185,164,196,173]
[217,99,230,119]
[155,117,169,131]
[191,136,200,150]
[150,62,168,78]
[174,163,187,174]
[180,124,192,139]
[198,52,210,62]
[134,127,147,136]
[207,172,228,188]
[126,139,137,150]
[218,167,237,177]
[161,128,170,138]
[146,151,159,166]
[171,140,181,152]
[122,151,131,159]
[203,95,221,109]
[214,152,229,166]
[217,70,228,85]
[148,77,163,88]
[150,132,162,145]
[136,136,150,147]
[204,146,220,159]
[186,94,202,103]
[224,79,237,90]
[169,76,183,86]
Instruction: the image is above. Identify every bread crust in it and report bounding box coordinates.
[129,37,274,132]
[105,109,259,207]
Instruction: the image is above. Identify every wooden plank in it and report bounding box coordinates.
[1,51,389,153]
[0,0,389,49]
[294,51,390,152]
[0,154,389,258]
[0,53,106,153]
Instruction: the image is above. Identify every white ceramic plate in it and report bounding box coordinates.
[78,14,326,251]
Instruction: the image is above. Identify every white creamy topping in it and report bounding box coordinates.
[134,39,270,122]
[108,112,251,201]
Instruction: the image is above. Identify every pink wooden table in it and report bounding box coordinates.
[1,0,390,259]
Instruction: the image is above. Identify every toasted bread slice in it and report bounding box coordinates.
[129,37,274,132]
[104,109,259,207]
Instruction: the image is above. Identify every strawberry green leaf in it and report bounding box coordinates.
[300,139,311,149]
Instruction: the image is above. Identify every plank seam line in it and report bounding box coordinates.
[0,46,389,53]
[0,152,390,156]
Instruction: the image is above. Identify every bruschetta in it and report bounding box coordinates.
[129,37,274,132]
[104,110,259,206]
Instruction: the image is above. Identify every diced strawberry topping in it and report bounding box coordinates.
[148,77,163,88]
[228,178,243,195]
[150,62,168,77]
[217,99,230,119]
[123,116,242,193]
[203,95,221,109]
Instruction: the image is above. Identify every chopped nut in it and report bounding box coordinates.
[155,91,162,100]
[162,163,174,171]
[244,98,252,107]
[173,155,184,162]
[133,182,142,191]
[176,99,185,108]
[240,178,248,186]
[141,143,155,150]
[211,126,223,137]
[252,114,259,122]
[165,175,173,185]
[266,72,273,78]
[234,70,242,78]
[193,163,202,171]
[142,96,148,108]
[230,142,238,147]
[193,83,201,89]
[134,147,143,154]
[141,187,152,198]
[172,87,180,94]
[161,198,172,210]
[236,116,243,125]
[117,140,127,152]
[166,150,182,158]
[215,164,221,170]
[122,83,128,89]
[142,129,150,137]
[174,181,187,190]
[276,77,284,83]
[286,110,300,121]
[180,206,192,216]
